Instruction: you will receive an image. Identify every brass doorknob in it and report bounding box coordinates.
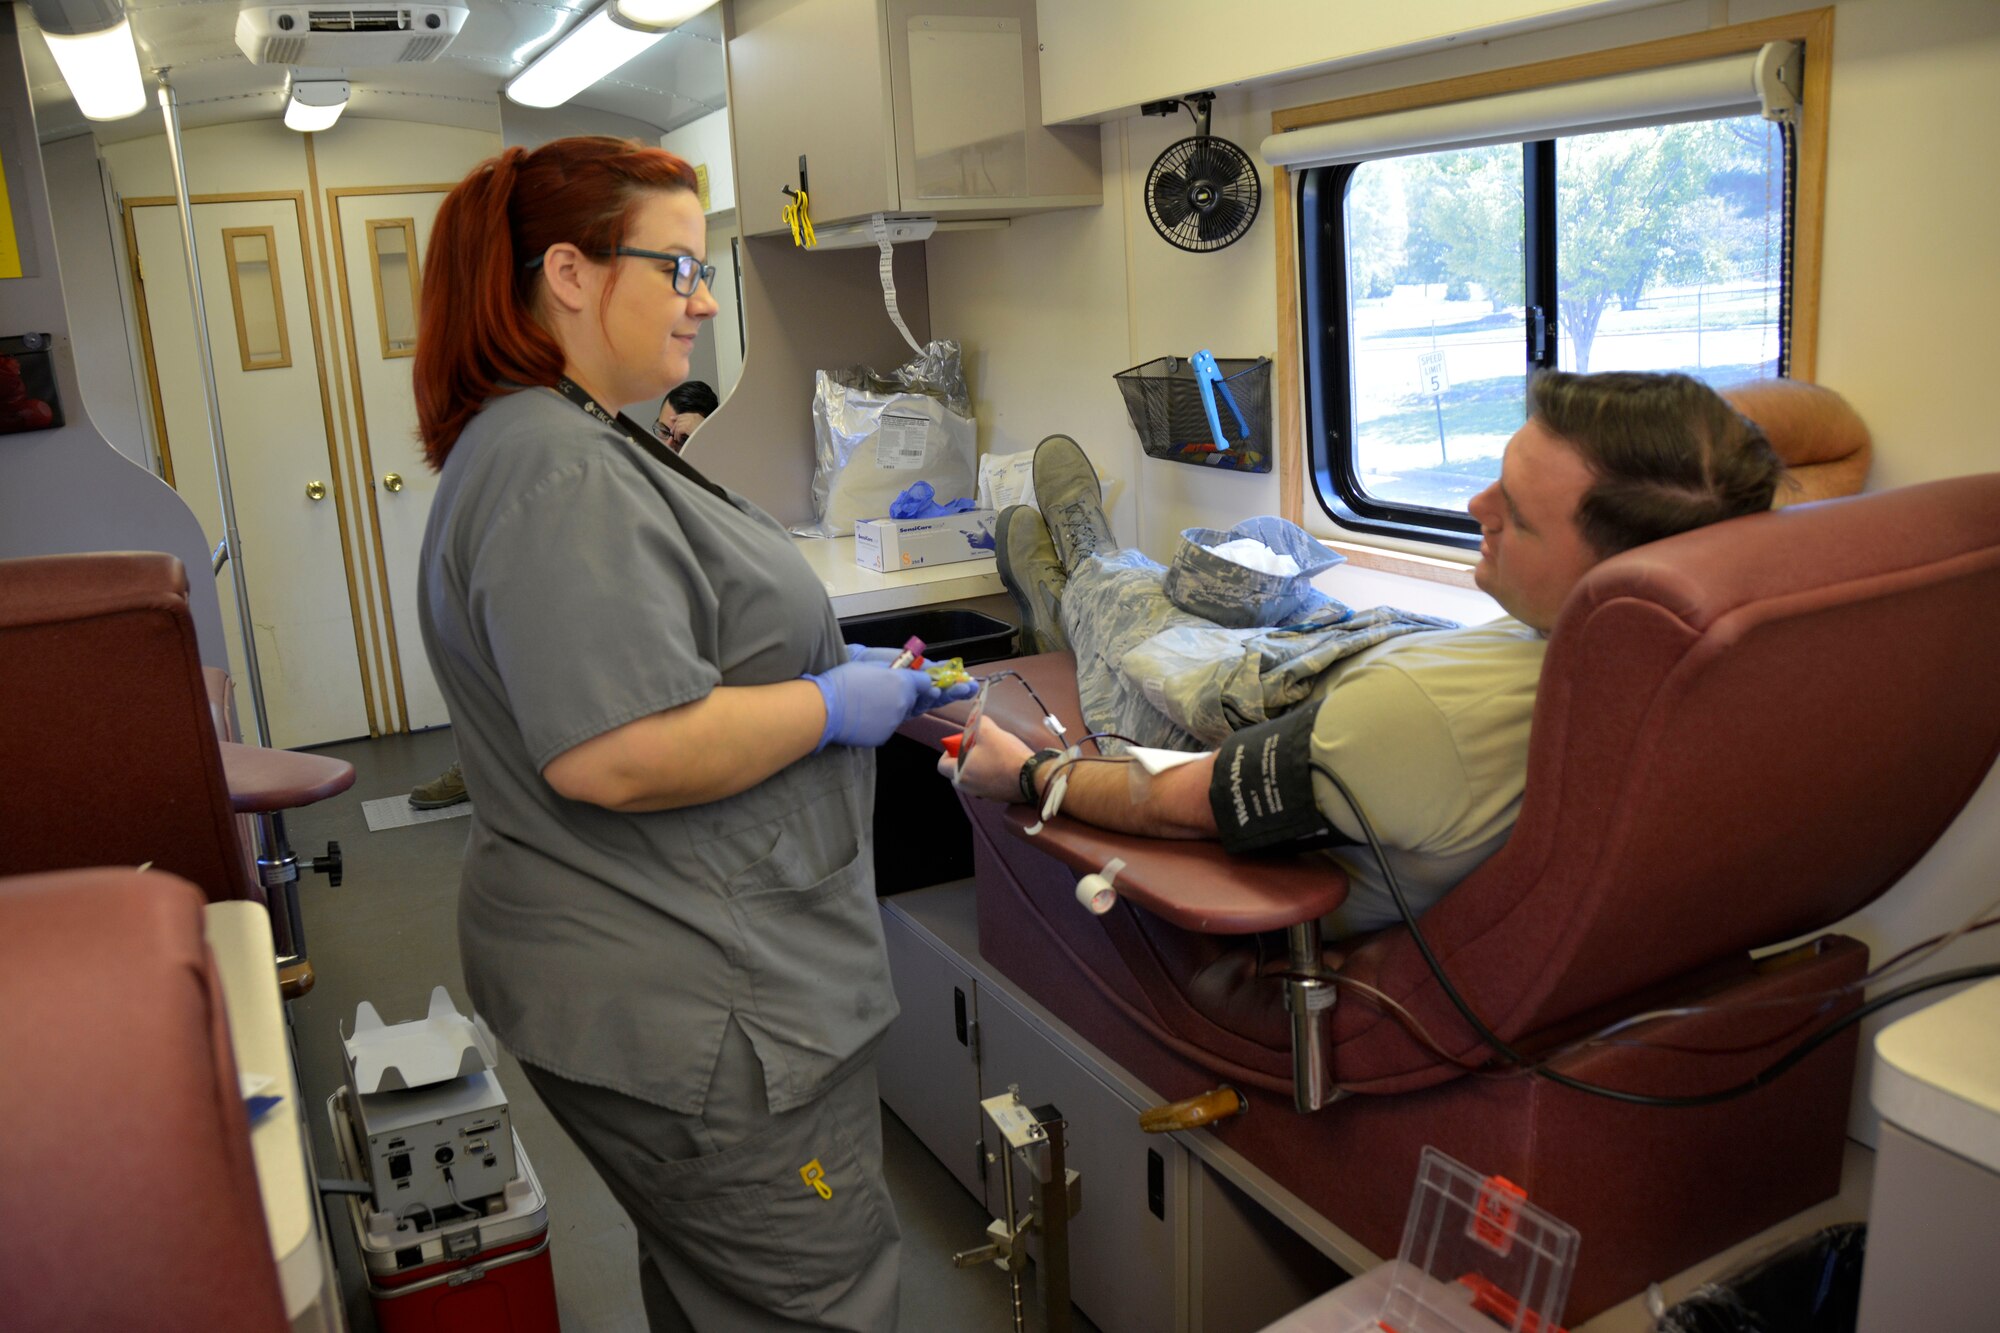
[382,472,404,493]
[306,480,327,501]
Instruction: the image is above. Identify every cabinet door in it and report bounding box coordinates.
[878,903,987,1198]
[978,986,1188,1333]
[887,0,1102,214]
[730,0,902,237]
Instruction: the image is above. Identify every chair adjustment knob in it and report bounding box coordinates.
[309,840,343,888]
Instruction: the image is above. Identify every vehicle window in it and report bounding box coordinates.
[1305,112,1790,545]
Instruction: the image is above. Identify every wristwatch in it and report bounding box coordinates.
[1019,748,1063,804]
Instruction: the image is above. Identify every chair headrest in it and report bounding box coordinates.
[0,551,189,630]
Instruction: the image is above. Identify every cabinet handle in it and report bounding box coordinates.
[305,480,327,502]
[381,472,404,493]
[954,987,968,1046]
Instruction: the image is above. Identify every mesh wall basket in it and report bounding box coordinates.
[1114,355,1272,473]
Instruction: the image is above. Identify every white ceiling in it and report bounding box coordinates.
[20,0,729,143]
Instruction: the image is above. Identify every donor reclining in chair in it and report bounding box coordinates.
[947,370,1823,937]
[928,370,2000,1319]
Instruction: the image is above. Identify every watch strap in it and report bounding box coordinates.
[1019,748,1063,804]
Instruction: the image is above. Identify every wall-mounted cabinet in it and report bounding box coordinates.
[729,0,1100,239]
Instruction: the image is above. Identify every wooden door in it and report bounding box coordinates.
[332,187,451,732]
[128,195,373,749]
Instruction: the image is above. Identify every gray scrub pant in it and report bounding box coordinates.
[522,1022,902,1332]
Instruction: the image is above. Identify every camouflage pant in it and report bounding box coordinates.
[1060,549,1454,750]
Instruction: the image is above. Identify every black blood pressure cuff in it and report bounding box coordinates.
[1207,708,1350,855]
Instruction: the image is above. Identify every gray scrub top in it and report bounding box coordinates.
[417,387,896,1116]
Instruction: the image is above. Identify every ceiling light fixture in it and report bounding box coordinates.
[284,74,351,133]
[30,0,147,121]
[506,1,702,109]
[612,0,718,25]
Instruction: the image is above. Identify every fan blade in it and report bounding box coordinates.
[1200,196,1247,243]
[1154,192,1194,230]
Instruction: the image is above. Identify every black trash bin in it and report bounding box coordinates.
[838,608,1016,896]
[1657,1225,1867,1333]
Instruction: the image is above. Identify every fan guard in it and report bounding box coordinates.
[1145,134,1261,253]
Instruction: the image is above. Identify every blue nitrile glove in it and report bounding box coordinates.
[845,643,903,664]
[888,481,979,519]
[807,662,934,750]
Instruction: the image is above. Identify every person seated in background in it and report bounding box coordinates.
[948,372,1865,938]
[653,378,718,453]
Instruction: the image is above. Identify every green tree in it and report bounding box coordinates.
[1555,122,1730,370]
[1378,118,1776,369]
[1345,164,1407,299]
[1401,145,1522,306]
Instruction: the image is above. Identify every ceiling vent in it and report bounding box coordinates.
[234,5,470,66]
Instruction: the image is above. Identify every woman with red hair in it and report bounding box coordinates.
[414,137,960,1330]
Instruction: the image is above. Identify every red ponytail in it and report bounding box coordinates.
[415,136,700,469]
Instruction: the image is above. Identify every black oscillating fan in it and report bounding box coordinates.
[1141,92,1261,253]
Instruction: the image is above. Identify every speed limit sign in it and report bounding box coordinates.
[1417,351,1448,396]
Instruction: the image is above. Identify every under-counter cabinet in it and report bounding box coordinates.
[879,883,1348,1333]
[728,0,1101,238]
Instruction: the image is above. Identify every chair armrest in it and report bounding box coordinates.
[1001,805,1347,934]
[219,742,356,814]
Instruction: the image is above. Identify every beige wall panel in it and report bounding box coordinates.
[102,120,312,198]
[310,120,502,189]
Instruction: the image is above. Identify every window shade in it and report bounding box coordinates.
[1261,42,1799,170]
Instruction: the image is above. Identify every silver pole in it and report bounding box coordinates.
[157,72,274,749]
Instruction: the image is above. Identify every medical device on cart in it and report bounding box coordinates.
[342,986,516,1218]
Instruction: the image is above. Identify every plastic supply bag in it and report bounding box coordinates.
[798,340,976,538]
[977,450,1038,512]
[1655,1225,1867,1333]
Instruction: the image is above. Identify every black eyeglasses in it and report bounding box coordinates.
[523,246,716,297]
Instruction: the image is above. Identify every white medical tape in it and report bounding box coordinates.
[871,213,925,357]
[1076,856,1125,915]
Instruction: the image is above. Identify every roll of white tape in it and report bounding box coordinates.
[1077,873,1116,915]
[1075,857,1126,915]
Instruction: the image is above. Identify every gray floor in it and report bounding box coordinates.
[288,727,1095,1332]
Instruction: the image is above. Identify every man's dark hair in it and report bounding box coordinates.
[665,380,719,418]
[1529,370,1786,558]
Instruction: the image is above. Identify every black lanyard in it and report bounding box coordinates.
[553,377,732,505]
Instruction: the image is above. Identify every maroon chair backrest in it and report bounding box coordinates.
[1337,474,2000,1081]
[0,868,289,1330]
[0,552,252,901]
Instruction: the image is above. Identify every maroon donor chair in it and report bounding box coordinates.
[912,473,2000,1320]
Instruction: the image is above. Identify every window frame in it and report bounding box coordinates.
[1268,8,1832,569]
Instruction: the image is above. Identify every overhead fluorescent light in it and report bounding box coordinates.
[613,0,717,25]
[284,75,350,133]
[35,9,147,122]
[505,4,669,109]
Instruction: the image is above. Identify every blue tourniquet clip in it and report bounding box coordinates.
[1192,349,1251,452]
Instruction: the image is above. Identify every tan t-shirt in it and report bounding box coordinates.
[1306,617,1548,938]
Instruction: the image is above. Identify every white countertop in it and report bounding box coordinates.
[1872,975,2000,1172]
[205,900,326,1321]
[794,534,1004,617]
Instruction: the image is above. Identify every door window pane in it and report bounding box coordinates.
[1347,145,1524,514]
[223,227,292,371]
[368,218,421,358]
[1555,115,1784,386]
